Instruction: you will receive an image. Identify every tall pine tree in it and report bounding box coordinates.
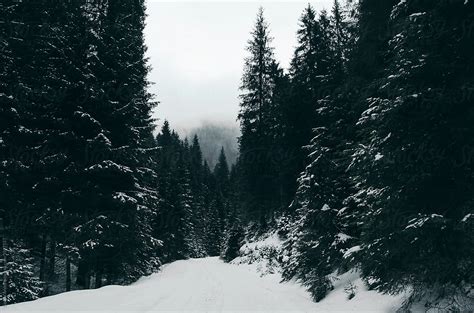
[352,0,474,303]
[237,8,283,227]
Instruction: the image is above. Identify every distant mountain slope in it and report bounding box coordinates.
[181,123,240,169]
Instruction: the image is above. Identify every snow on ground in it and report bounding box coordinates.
[232,231,283,275]
[4,257,406,313]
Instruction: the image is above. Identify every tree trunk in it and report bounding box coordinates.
[84,273,90,290]
[48,240,56,280]
[39,235,47,281]
[76,260,89,288]
[95,270,102,289]
[106,274,112,285]
[65,256,71,291]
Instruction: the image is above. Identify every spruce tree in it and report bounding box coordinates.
[238,8,282,226]
[221,164,245,260]
[281,3,359,302]
[73,0,160,285]
[176,156,200,258]
[0,0,20,242]
[330,1,351,76]
[352,0,474,301]
[154,124,209,260]
[281,5,335,214]
[154,122,182,261]
[214,147,230,196]
[2,241,42,305]
[4,0,76,292]
[213,147,232,253]
[1,0,162,301]
[286,4,320,164]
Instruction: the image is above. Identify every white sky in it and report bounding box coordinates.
[144,0,334,131]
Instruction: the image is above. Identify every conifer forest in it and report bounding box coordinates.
[0,0,473,312]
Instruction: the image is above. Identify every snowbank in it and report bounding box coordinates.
[4,257,406,313]
[231,231,284,276]
[232,232,409,312]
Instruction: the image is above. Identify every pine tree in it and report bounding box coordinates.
[222,225,245,262]
[2,240,43,305]
[212,147,232,253]
[73,0,160,286]
[190,135,205,195]
[206,198,223,256]
[154,124,210,260]
[221,163,245,260]
[0,0,21,243]
[214,147,230,196]
[188,135,209,250]
[281,4,359,302]
[238,8,283,226]
[269,63,293,209]
[2,0,162,302]
[154,122,183,261]
[280,5,335,215]
[280,0,400,302]
[286,4,320,158]
[352,0,474,302]
[3,0,78,292]
[348,0,396,80]
[44,0,94,291]
[176,156,200,258]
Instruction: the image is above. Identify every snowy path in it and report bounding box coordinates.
[4,257,404,313]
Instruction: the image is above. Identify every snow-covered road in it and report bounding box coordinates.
[4,257,404,312]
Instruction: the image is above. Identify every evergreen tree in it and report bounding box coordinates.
[281,4,358,302]
[190,135,205,195]
[0,0,21,245]
[269,63,293,209]
[285,4,320,170]
[2,240,42,305]
[188,136,209,252]
[222,225,245,262]
[221,163,245,260]
[172,156,192,258]
[237,8,282,226]
[214,147,230,196]
[72,0,160,286]
[154,122,183,261]
[2,0,81,292]
[329,0,352,80]
[280,5,337,216]
[1,0,162,303]
[154,124,210,260]
[213,148,232,253]
[352,0,474,301]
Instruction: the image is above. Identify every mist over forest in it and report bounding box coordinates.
[180,122,240,168]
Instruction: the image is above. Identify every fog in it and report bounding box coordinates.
[144,0,333,133]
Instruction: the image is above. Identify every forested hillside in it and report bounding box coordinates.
[0,0,234,304]
[0,0,161,303]
[182,123,239,168]
[229,0,474,311]
[1,0,473,311]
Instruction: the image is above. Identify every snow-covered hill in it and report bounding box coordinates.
[4,257,406,313]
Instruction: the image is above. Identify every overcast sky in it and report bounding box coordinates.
[144,0,333,132]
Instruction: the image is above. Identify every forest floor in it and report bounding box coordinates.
[4,257,405,312]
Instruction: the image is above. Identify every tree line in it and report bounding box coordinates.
[0,0,239,304]
[1,0,473,310]
[232,0,473,308]
[154,120,238,261]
